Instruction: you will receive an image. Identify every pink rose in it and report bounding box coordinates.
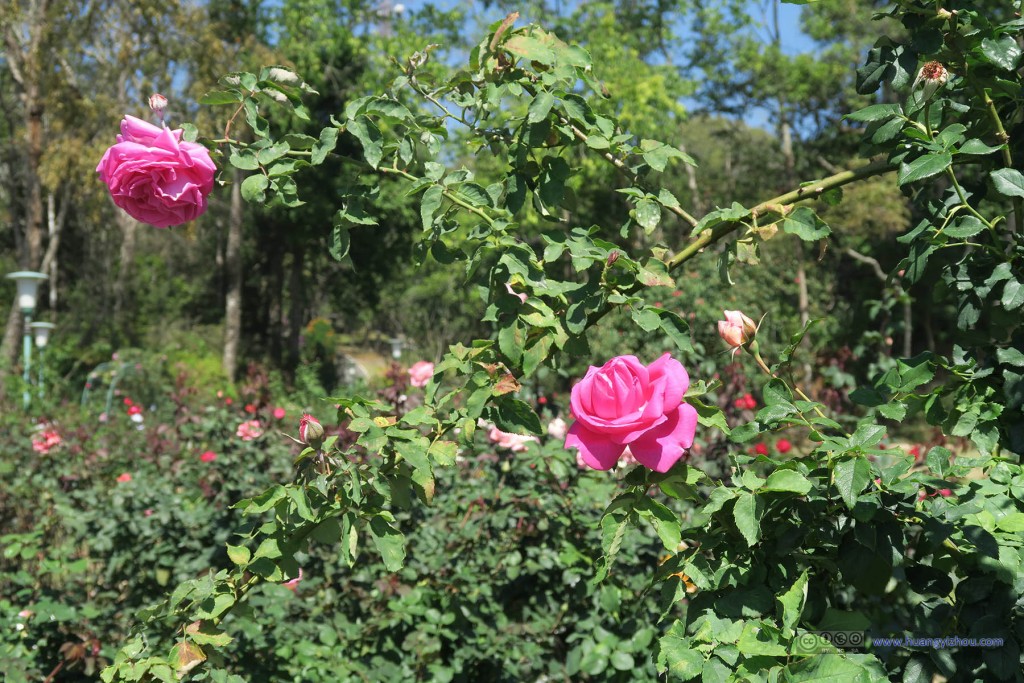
[200,450,217,463]
[96,115,216,228]
[282,567,303,591]
[116,472,132,483]
[717,310,757,353]
[565,354,698,473]
[488,426,537,452]
[273,407,286,420]
[31,430,61,454]
[236,419,263,441]
[408,361,435,388]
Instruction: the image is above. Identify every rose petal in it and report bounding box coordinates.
[628,403,698,473]
[565,421,625,470]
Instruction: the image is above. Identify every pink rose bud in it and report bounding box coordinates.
[148,93,168,115]
[299,414,324,448]
[606,251,619,266]
[282,567,303,591]
[717,310,757,353]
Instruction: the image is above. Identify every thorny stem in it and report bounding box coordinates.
[668,158,895,270]
[748,343,830,423]
[979,88,1023,235]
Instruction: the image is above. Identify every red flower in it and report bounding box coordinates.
[734,393,757,411]
[200,450,217,463]
[538,396,548,405]
[116,472,132,483]
[908,445,922,461]
[273,407,286,420]
[244,403,257,414]
[754,443,769,456]
[776,438,792,454]
[123,398,134,406]
[127,404,142,416]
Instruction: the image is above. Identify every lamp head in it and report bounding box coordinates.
[6,271,48,314]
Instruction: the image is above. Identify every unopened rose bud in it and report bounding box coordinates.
[717,310,757,355]
[148,93,168,120]
[912,61,949,101]
[606,251,619,267]
[298,413,325,448]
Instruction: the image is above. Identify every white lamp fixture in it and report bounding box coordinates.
[389,336,405,360]
[6,271,49,313]
[30,322,55,348]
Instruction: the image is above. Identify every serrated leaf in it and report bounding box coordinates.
[782,206,830,240]
[898,153,952,185]
[369,516,406,572]
[833,457,871,508]
[981,35,1022,70]
[762,470,812,495]
[991,168,1024,198]
[635,199,661,234]
[732,491,763,546]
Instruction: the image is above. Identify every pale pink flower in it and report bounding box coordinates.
[282,567,303,591]
[546,417,567,441]
[504,282,528,304]
[236,419,263,441]
[408,360,435,388]
[488,426,538,452]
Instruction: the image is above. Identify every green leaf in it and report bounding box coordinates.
[991,168,1024,198]
[1002,279,1024,311]
[240,174,269,203]
[420,185,443,232]
[833,457,871,508]
[844,103,901,122]
[311,127,338,165]
[732,491,764,546]
[369,516,406,572]
[636,497,682,551]
[782,207,830,241]
[943,216,985,239]
[781,653,887,681]
[777,571,809,632]
[347,116,382,169]
[228,147,259,171]
[329,223,350,261]
[762,470,813,495]
[658,621,704,679]
[897,153,952,186]
[635,199,661,234]
[199,89,243,105]
[981,36,1022,70]
[226,545,250,567]
[487,397,542,435]
[527,91,556,123]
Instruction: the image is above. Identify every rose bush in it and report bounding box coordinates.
[95,115,216,227]
[565,354,697,473]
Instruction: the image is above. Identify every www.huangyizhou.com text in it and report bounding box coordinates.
[873,636,1005,649]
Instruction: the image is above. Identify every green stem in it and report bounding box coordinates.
[668,158,895,271]
[980,88,1023,235]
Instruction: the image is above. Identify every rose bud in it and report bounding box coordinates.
[148,93,168,115]
[912,61,949,101]
[717,310,757,354]
[299,413,325,448]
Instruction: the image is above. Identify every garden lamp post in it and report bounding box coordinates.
[6,271,48,409]
[30,322,55,399]
[389,336,405,360]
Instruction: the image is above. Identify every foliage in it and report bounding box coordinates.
[2,1,1023,682]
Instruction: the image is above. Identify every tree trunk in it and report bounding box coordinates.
[223,169,243,383]
[286,245,305,378]
[112,210,138,343]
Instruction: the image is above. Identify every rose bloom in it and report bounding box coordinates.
[408,360,435,388]
[200,450,217,463]
[116,472,132,483]
[273,407,286,420]
[127,404,142,416]
[236,419,263,441]
[754,443,770,456]
[244,403,257,414]
[282,567,303,592]
[488,426,538,452]
[96,115,216,227]
[776,438,792,454]
[565,354,698,473]
[31,430,62,454]
[546,417,567,441]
